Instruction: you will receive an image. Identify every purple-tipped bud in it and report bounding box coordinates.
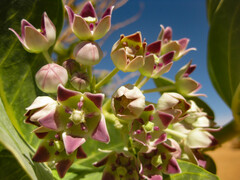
[112,84,145,120]
[70,72,89,91]
[35,63,68,93]
[73,41,103,66]
[9,12,56,53]
[175,61,204,97]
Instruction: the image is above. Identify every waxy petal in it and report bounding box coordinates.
[102,6,114,18]
[24,26,49,52]
[77,146,87,159]
[56,159,73,178]
[85,92,104,110]
[73,15,92,40]
[147,41,161,55]
[150,175,163,180]
[93,16,111,40]
[111,48,127,71]
[38,110,59,130]
[42,12,56,45]
[57,84,79,102]
[62,133,86,154]
[80,1,97,18]
[26,96,55,111]
[32,146,50,162]
[186,129,213,148]
[126,56,145,72]
[166,157,181,174]
[65,6,74,25]
[92,114,110,143]
[157,111,174,128]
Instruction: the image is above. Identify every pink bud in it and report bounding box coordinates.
[35,63,68,93]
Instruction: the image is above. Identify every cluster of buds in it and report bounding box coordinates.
[10,1,219,179]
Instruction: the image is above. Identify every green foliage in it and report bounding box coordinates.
[207,0,240,108]
[0,98,52,180]
[0,0,64,148]
[169,160,219,180]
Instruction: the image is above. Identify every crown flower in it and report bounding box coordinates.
[111,32,146,72]
[139,40,174,78]
[65,2,114,41]
[9,12,56,53]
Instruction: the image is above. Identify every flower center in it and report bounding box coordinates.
[69,109,85,125]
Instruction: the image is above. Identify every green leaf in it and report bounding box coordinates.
[0,98,52,180]
[207,0,240,108]
[0,150,30,180]
[231,83,240,128]
[206,0,221,25]
[154,77,215,118]
[0,0,64,148]
[169,160,219,180]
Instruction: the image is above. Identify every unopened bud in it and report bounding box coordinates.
[35,63,68,93]
[70,72,89,91]
[62,59,80,75]
[73,41,103,66]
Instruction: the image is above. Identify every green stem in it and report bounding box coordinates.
[142,85,175,94]
[212,120,240,144]
[42,51,53,64]
[137,77,150,89]
[164,128,187,139]
[87,66,93,91]
[102,99,111,111]
[134,74,144,86]
[95,67,119,90]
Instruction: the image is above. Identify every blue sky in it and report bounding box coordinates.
[96,0,232,125]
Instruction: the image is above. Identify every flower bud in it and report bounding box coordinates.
[35,63,68,93]
[73,41,103,66]
[62,59,80,75]
[112,84,145,120]
[70,72,89,91]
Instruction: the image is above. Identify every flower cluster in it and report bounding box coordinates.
[10,1,218,179]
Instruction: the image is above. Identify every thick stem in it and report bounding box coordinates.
[137,77,150,89]
[42,51,53,64]
[95,67,119,90]
[134,74,144,86]
[142,85,175,94]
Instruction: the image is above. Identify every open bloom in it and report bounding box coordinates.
[138,143,181,180]
[111,32,146,72]
[130,104,173,152]
[139,40,174,78]
[9,12,56,53]
[175,61,204,96]
[26,85,109,178]
[65,1,114,41]
[158,25,196,61]
[112,84,145,120]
